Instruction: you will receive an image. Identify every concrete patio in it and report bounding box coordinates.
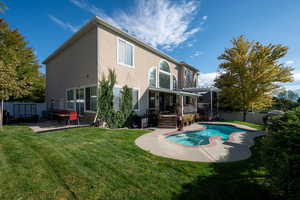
[27,121,90,133]
[135,122,265,162]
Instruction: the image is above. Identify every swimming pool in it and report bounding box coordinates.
[166,124,248,146]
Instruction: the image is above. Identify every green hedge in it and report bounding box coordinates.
[262,107,300,200]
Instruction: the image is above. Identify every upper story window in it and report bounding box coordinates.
[160,61,170,72]
[159,61,171,89]
[173,75,177,90]
[118,38,134,67]
[185,69,194,87]
[148,67,157,88]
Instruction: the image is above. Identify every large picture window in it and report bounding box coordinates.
[66,89,75,110]
[185,69,194,87]
[118,39,134,67]
[75,88,85,114]
[159,61,171,89]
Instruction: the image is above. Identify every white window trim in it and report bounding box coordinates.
[148,67,157,88]
[117,37,135,68]
[159,60,171,74]
[66,88,76,111]
[84,85,98,113]
[172,74,178,90]
[158,60,172,89]
[66,85,98,113]
[113,85,122,111]
[113,85,140,112]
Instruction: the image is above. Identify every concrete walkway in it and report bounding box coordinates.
[135,122,265,162]
[28,121,90,133]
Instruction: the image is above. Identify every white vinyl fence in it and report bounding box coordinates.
[3,102,46,119]
[219,111,267,124]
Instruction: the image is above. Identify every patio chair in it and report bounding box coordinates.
[67,112,79,125]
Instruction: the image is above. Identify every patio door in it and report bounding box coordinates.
[159,93,165,112]
[75,88,85,115]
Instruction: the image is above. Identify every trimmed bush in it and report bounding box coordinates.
[262,107,300,200]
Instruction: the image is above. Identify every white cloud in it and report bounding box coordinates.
[285,60,295,65]
[48,15,80,33]
[293,72,300,81]
[187,42,193,47]
[69,0,201,50]
[199,15,208,25]
[198,72,219,87]
[280,71,300,91]
[68,0,118,27]
[190,50,203,58]
[284,84,300,91]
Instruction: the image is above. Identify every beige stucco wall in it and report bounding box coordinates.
[45,23,198,116]
[98,26,179,115]
[45,27,98,109]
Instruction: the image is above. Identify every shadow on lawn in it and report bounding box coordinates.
[173,136,277,200]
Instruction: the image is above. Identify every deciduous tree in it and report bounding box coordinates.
[0,18,40,130]
[215,36,293,121]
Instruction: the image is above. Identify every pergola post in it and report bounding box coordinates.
[179,95,184,117]
[210,89,213,120]
[177,95,184,131]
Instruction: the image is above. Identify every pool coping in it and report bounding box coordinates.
[135,122,265,162]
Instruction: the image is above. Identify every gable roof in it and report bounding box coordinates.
[43,16,199,72]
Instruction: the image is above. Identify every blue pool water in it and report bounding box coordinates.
[166,124,248,146]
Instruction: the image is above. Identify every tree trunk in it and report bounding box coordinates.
[243,110,247,122]
[0,99,3,131]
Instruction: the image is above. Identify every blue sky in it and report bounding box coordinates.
[2,0,300,90]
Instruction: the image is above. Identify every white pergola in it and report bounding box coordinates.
[149,87,201,117]
[180,87,220,119]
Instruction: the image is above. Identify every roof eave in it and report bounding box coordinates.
[43,16,199,72]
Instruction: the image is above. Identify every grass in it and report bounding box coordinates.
[0,126,272,200]
[222,120,263,130]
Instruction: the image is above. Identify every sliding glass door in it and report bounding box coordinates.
[75,88,85,115]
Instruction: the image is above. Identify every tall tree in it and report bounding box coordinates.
[95,69,116,124]
[0,18,40,130]
[277,89,299,102]
[11,72,45,103]
[215,36,293,121]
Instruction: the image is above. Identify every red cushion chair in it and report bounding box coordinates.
[67,112,79,125]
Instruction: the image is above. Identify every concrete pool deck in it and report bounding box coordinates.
[135,122,265,162]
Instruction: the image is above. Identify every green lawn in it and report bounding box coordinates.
[0,126,271,200]
[222,120,263,130]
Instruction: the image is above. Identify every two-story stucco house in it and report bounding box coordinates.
[43,16,200,124]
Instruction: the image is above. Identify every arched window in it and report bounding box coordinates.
[159,61,171,89]
[160,61,170,72]
[148,67,157,88]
